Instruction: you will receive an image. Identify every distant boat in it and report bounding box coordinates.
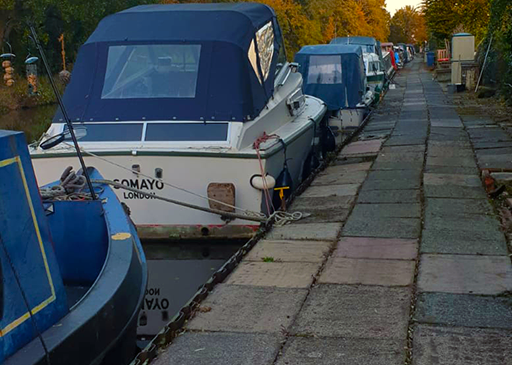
[1,130,147,364]
[294,44,372,144]
[31,3,327,241]
[364,52,386,96]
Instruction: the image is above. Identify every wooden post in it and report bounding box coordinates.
[58,34,66,71]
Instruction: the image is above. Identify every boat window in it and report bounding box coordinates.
[249,21,275,83]
[145,123,228,142]
[64,123,143,142]
[101,44,201,99]
[307,55,342,84]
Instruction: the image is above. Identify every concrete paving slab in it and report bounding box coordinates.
[431,120,463,128]
[349,203,421,218]
[473,141,512,149]
[275,337,405,365]
[384,136,427,146]
[424,173,482,187]
[335,237,418,260]
[312,169,367,186]
[152,332,282,365]
[362,169,422,190]
[357,189,421,204]
[428,140,471,148]
[330,161,372,171]
[319,257,415,286]
[421,228,507,255]
[291,195,355,211]
[226,261,319,288]
[301,184,359,198]
[266,222,342,241]
[371,160,424,171]
[340,139,384,156]
[425,198,494,217]
[415,292,512,329]
[427,145,474,157]
[424,165,479,175]
[292,208,350,224]
[417,254,512,295]
[413,324,512,365]
[475,147,512,155]
[290,196,353,224]
[426,156,477,168]
[342,215,421,239]
[244,240,332,263]
[292,284,411,338]
[477,154,512,169]
[424,185,487,199]
[187,284,307,333]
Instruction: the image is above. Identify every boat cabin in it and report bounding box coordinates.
[51,3,289,150]
[294,44,367,112]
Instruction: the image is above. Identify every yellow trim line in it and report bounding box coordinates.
[0,156,56,337]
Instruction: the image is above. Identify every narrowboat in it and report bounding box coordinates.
[294,44,371,144]
[1,130,147,364]
[30,3,327,241]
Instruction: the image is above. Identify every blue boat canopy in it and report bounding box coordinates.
[330,36,383,60]
[294,45,365,111]
[56,3,285,123]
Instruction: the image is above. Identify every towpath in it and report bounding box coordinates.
[151,58,512,364]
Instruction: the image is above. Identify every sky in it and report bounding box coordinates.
[386,0,422,15]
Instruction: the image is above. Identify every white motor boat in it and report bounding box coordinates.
[30,3,327,240]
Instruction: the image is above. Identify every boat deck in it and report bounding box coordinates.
[145,58,512,365]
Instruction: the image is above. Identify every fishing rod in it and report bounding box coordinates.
[28,23,96,200]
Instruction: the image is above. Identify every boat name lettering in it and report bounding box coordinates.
[113,178,164,190]
[146,288,160,296]
[142,287,169,311]
[123,191,157,200]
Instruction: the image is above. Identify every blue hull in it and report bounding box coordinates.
[0,130,147,365]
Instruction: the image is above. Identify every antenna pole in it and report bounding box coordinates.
[29,24,96,199]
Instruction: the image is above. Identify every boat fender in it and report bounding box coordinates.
[272,163,293,210]
[250,173,276,190]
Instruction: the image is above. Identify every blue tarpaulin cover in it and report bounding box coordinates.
[55,3,284,123]
[294,44,365,111]
[330,36,383,61]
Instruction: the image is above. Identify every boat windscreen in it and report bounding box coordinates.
[307,56,342,85]
[102,45,201,99]
[64,123,144,142]
[145,123,228,141]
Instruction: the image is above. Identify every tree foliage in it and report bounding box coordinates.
[423,0,490,43]
[479,0,512,102]
[0,0,391,71]
[389,5,427,45]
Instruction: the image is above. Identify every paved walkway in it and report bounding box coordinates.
[153,59,512,364]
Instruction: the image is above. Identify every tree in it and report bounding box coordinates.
[389,5,427,45]
[423,0,490,43]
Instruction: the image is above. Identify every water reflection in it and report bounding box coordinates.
[137,240,244,341]
[0,105,57,142]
